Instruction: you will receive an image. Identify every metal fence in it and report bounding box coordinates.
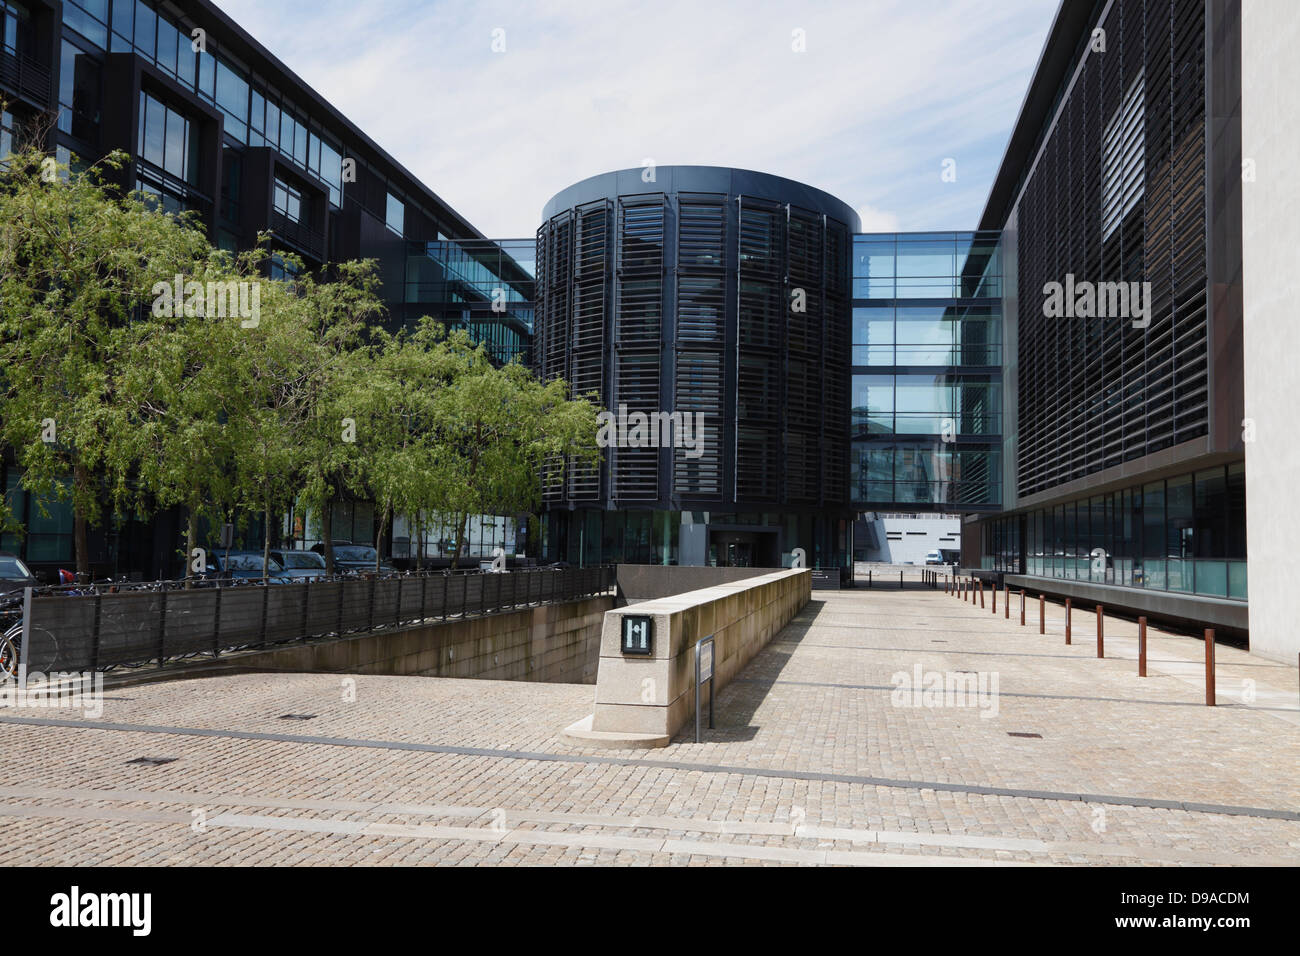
[19,566,614,676]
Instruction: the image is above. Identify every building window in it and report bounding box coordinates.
[59,40,102,141]
[0,109,14,166]
[385,191,404,236]
[273,177,301,224]
[137,90,197,184]
[269,252,299,283]
[215,56,249,143]
[62,0,108,50]
[3,1,33,57]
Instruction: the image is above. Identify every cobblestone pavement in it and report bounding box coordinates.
[1,588,1297,866]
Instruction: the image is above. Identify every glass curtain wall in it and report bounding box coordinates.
[850,232,1003,508]
[62,0,347,206]
[405,238,536,364]
[980,462,1246,600]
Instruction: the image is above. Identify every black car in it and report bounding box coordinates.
[0,552,39,603]
[310,543,396,575]
[269,549,328,581]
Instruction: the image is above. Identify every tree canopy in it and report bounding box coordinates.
[0,144,600,580]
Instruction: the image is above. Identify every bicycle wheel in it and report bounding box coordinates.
[0,634,17,681]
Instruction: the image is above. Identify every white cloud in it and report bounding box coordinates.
[855,204,901,233]
[211,0,1057,235]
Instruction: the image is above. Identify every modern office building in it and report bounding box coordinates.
[0,0,533,579]
[963,0,1264,647]
[533,166,858,570]
[4,0,1294,658]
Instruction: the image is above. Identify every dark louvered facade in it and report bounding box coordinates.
[1014,0,1209,497]
[534,167,857,569]
[971,0,1247,636]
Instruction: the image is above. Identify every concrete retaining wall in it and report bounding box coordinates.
[211,596,614,683]
[589,568,810,741]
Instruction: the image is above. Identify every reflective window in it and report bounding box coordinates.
[273,177,301,224]
[154,12,176,75]
[0,108,13,165]
[980,465,1246,600]
[215,57,248,142]
[137,90,195,184]
[58,40,101,141]
[133,0,154,58]
[386,191,404,236]
[3,0,32,56]
[63,0,108,49]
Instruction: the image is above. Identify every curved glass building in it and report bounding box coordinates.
[534,166,859,569]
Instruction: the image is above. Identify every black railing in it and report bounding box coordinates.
[19,566,614,675]
[269,209,326,261]
[0,47,52,106]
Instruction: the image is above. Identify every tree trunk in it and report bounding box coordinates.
[374,504,388,573]
[73,463,91,583]
[263,497,272,581]
[451,511,469,570]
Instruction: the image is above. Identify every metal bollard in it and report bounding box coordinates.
[979,581,985,608]
[1205,628,1216,706]
[992,586,997,614]
[1004,586,1009,619]
[1019,590,1025,626]
[1039,593,1045,634]
[1096,604,1104,658]
[1064,598,1071,644]
[1138,616,1147,677]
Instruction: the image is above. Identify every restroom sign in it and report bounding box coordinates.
[621,615,653,655]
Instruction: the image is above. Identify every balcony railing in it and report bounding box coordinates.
[0,47,51,107]
[269,209,326,261]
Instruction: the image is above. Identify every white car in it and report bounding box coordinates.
[924,551,943,565]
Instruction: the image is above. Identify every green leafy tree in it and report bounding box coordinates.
[427,334,601,568]
[118,248,270,583]
[279,260,383,574]
[0,146,212,579]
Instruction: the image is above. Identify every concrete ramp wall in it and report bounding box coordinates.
[566,568,811,747]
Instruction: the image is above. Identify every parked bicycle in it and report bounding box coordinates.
[1,595,22,682]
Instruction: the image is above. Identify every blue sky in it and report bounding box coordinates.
[214,0,1058,237]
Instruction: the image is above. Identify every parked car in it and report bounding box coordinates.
[0,552,38,601]
[269,549,328,581]
[924,550,943,566]
[203,551,293,583]
[310,543,396,575]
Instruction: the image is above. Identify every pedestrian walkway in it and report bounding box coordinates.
[1,588,1296,865]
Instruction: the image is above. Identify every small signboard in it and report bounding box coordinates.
[698,641,713,683]
[694,635,716,741]
[621,615,652,655]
